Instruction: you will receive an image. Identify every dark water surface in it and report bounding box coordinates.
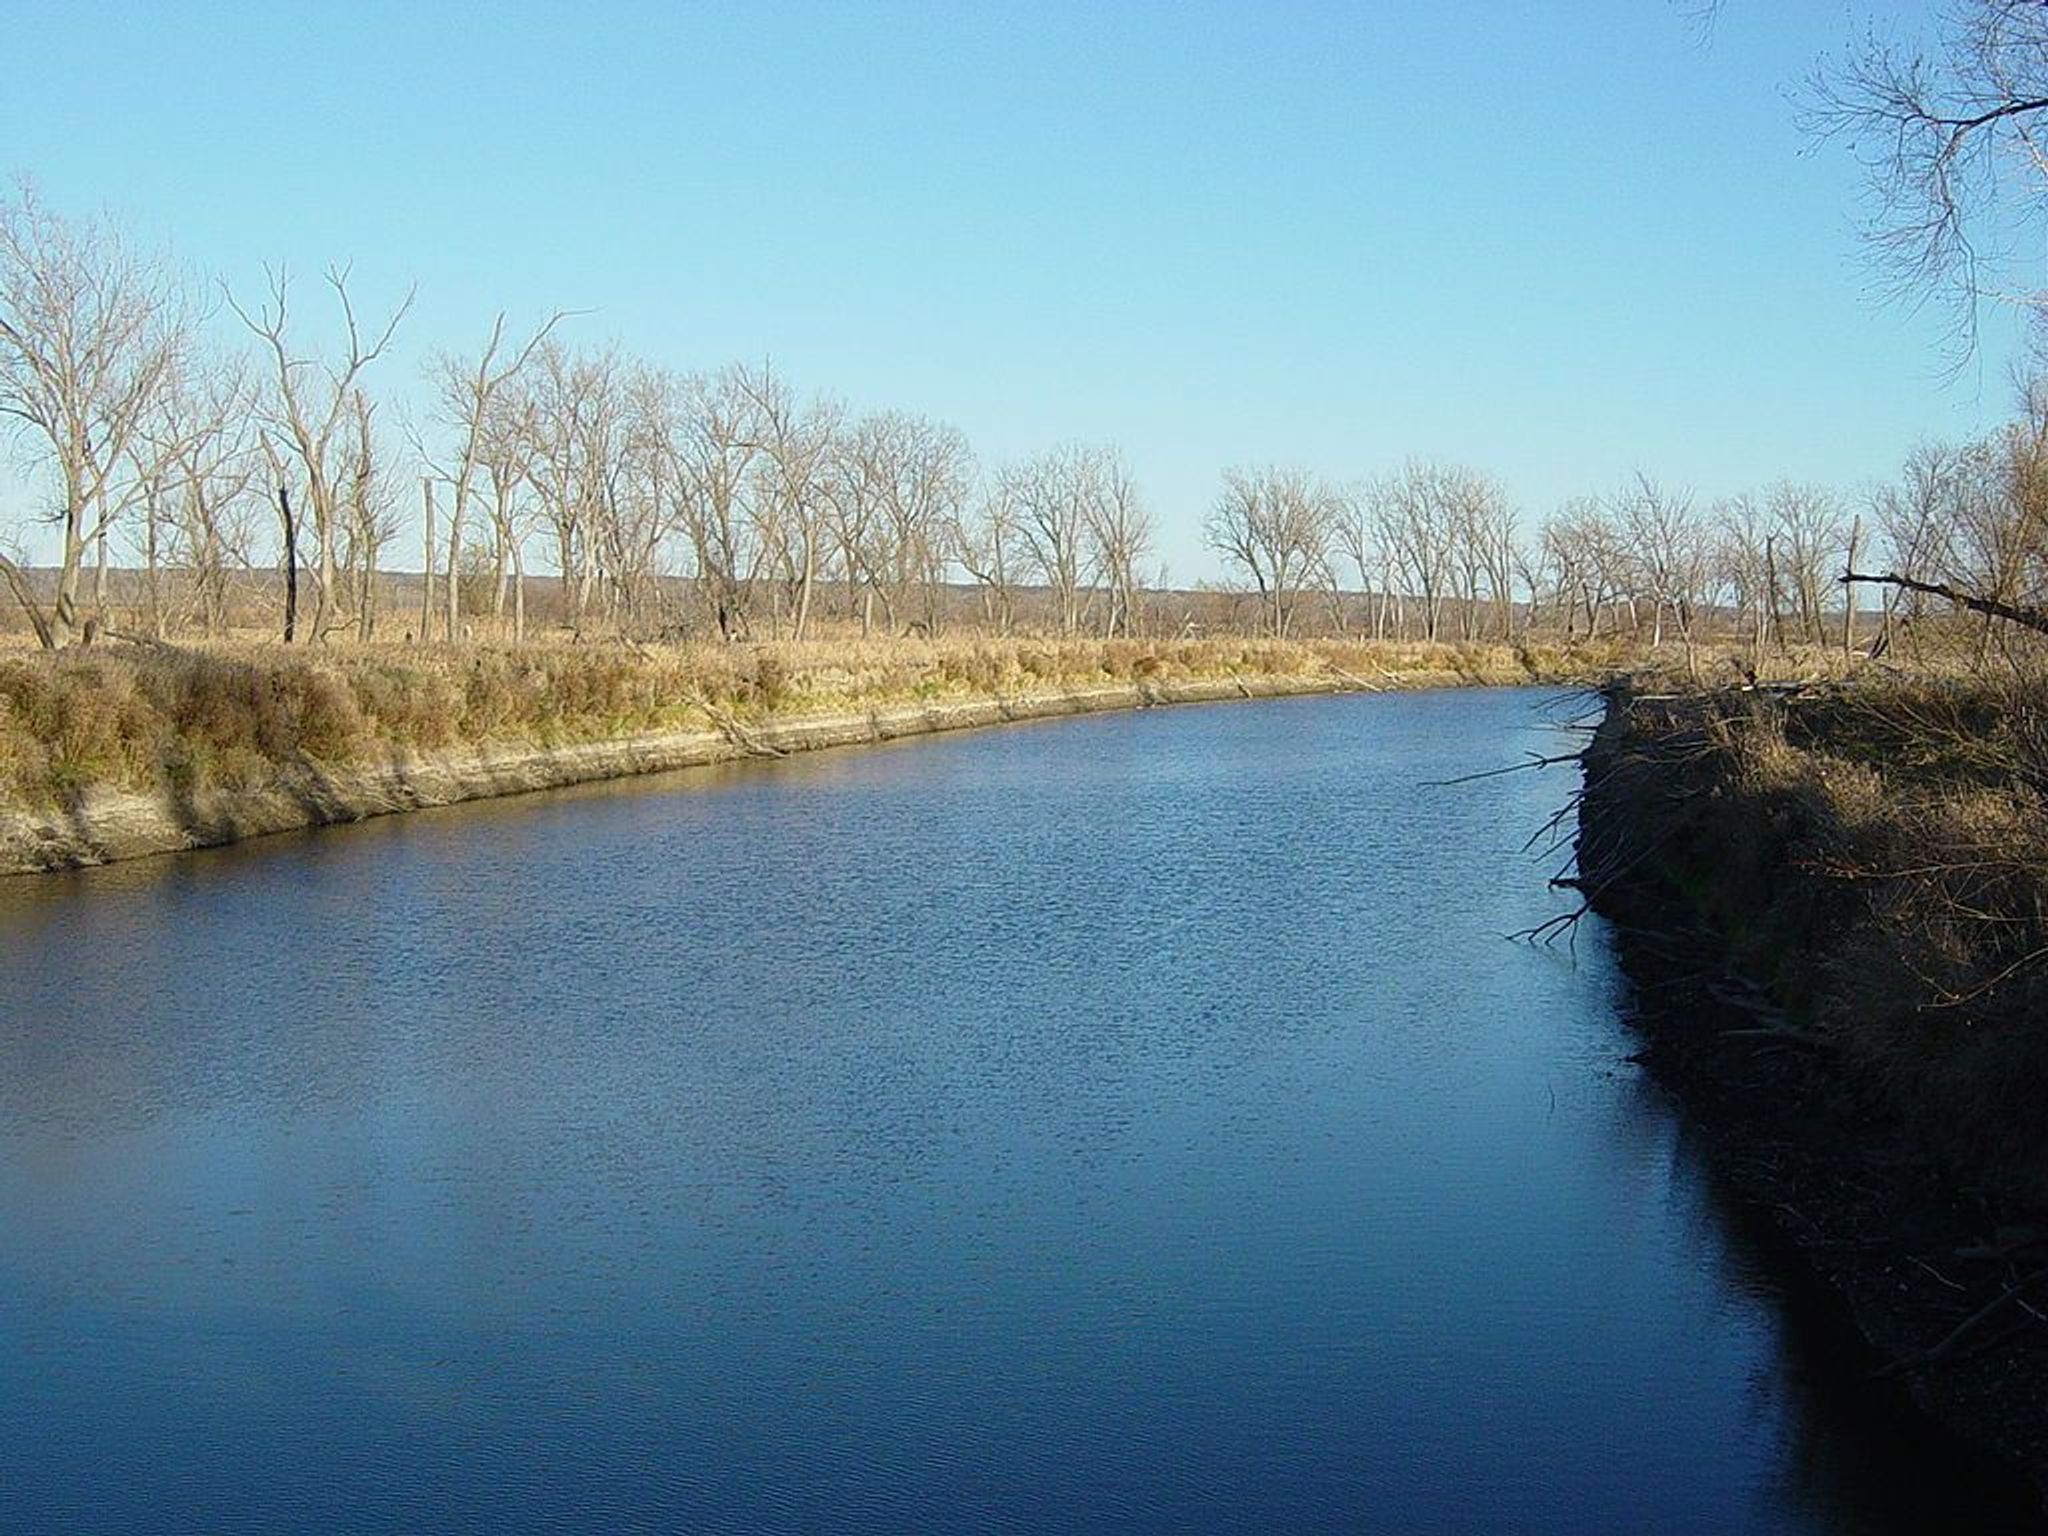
[0,690,2031,1533]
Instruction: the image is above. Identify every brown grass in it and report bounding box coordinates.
[0,633,1625,812]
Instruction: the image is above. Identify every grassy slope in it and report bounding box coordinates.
[1585,671,2048,1200]
[0,635,1622,813]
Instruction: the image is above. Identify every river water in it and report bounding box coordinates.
[0,689,2031,1533]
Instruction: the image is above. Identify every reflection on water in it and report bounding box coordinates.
[0,690,2034,1533]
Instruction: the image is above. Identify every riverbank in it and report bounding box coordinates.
[1578,677,2048,1509]
[0,635,1617,875]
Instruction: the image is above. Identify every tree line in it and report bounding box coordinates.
[2,177,2045,657]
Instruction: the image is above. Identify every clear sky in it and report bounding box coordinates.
[0,0,2027,578]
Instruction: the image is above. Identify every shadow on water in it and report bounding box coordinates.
[1660,1090,2041,1532]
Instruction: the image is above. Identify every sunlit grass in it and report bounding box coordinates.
[0,633,1626,808]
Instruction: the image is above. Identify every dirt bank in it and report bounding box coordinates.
[1579,684,2048,1518]
[0,672,1386,876]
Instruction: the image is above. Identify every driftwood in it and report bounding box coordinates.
[681,688,789,759]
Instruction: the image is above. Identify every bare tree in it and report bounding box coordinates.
[230,263,412,640]
[1083,447,1152,637]
[827,415,890,634]
[1867,441,1969,650]
[1714,491,1778,651]
[1808,4,2048,357]
[1013,444,1097,636]
[1441,468,1517,640]
[428,310,564,642]
[258,436,300,643]
[602,369,678,634]
[479,383,538,639]
[141,349,255,638]
[1767,481,1848,646]
[1850,397,2048,660]
[1335,486,1385,637]
[1613,473,1711,671]
[1542,497,1630,640]
[1368,461,1477,642]
[741,365,841,641]
[341,390,398,640]
[1206,465,1338,638]
[883,414,974,635]
[670,364,764,640]
[954,476,1021,635]
[0,181,191,647]
[1511,524,1555,638]
[526,343,634,636]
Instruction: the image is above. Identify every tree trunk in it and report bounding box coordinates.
[420,478,437,644]
[792,532,815,642]
[93,523,108,626]
[145,490,164,639]
[279,485,299,644]
[446,483,465,644]
[314,505,337,643]
[1842,515,1861,658]
[512,537,527,643]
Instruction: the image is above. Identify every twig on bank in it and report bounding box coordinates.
[1718,1026,1838,1050]
[1423,749,1584,788]
[1955,1229,2044,1263]
[101,627,194,656]
[1319,661,1385,693]
[1511,819,1688,947]
[1514,900,1593,948]
[1910,1255,1969,1293]
[1924,941,2048,1009]
[1878,1265,2048,1378]
[681,688,788,758]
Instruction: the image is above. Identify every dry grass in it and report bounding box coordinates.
[0,633,1624,810]
[1593,669,2048,1199]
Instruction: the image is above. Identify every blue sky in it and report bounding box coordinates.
[0,0,2027,578]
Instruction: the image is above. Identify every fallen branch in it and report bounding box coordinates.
[0,551,54,650]
[101,627,194,656]
[1319,661,1384,693]
[1718,1026,1837,1050]
[682,689,789,758]
[1878,1265,2048,1377]
[1842,569,2048,638]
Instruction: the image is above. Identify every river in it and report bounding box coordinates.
[0,689,2029,1532]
